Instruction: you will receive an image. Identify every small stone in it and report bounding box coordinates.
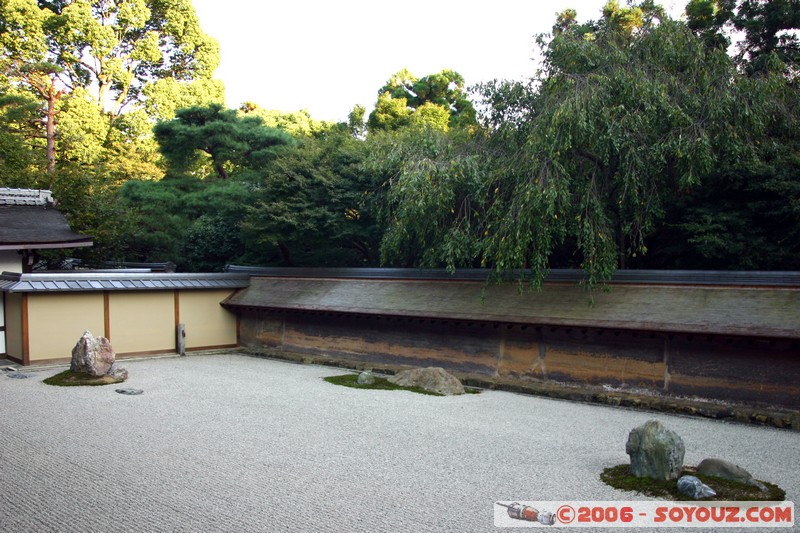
[108,362,129,382]
[388,367,465,395]
[115,388,143,395]
[677,475,716,499]
[625,420,685,480]
[356,371,375,385]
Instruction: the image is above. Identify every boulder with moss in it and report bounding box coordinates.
[71,331,126,380]
[626,420,685,480]
[388,367,464,395]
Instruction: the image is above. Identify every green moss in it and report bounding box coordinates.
[325,373,474,396]
[600,464,786,501]
[43,369,125,387]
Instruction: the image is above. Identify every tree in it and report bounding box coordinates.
[347,104,367,139]
[488,13,770,284]
[378,4,773,286]
[365,125,483,269]
[153,103,294,180]
[672,0,800,270]
[0,91,46,186]
[238,104,332,137]
[43,0,221,117]
[366,90,412,132]
[143,77,224,121]
[0,0,221,175]
[366,69,477,132]
[0,0,61,173]
[409,102,451,131]
[686,0,800,74]
[116,175,252,270]
[601,0,645,38]
[241,128,381,267]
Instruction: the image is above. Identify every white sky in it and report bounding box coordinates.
[192,0,687,123]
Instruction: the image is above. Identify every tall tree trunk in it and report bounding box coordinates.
[97,73,109,110]
[215,162,230,180]
[45,93,57,176]
[29,74,64,178]
[278,242,294,266]
[351,239,374,265]
[618,221,627,269]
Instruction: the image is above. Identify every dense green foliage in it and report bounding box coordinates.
[241,127,382,267]
[117,176,250,270]
[367,69,477,132]
[371,1,800,285]
[670,0,800,269]
[1,1,798,278]
[119,118,382,271]
[490,7,778,284]
[0,0,221,265]
[153,103,293,180]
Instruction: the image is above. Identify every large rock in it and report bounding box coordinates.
[625,420,685,480]
[388,367,465,395]
[697,458,765,490]
[70,331,118,377]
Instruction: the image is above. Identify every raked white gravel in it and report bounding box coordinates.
[1,353,797,532]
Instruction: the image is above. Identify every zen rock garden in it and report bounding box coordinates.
[36,338,789,502]
[610,419,783,500]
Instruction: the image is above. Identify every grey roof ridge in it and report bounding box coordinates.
[223,265,800,287]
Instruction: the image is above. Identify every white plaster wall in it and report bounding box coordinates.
[0,250,14,355]
[0,250,21,273]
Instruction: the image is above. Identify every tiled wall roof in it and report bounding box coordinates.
[224,275,800,339]
[0,272,250,292]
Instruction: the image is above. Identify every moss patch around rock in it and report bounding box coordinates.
[43,369,125,387]
[324,373,482,396]
[324,373,446,395]
[601,464,786,501]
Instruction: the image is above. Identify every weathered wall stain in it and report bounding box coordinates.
[238,309,800,409]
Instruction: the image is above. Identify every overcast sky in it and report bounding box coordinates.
[191,0,687,122]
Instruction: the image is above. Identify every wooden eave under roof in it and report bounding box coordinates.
[222,272,800,339]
